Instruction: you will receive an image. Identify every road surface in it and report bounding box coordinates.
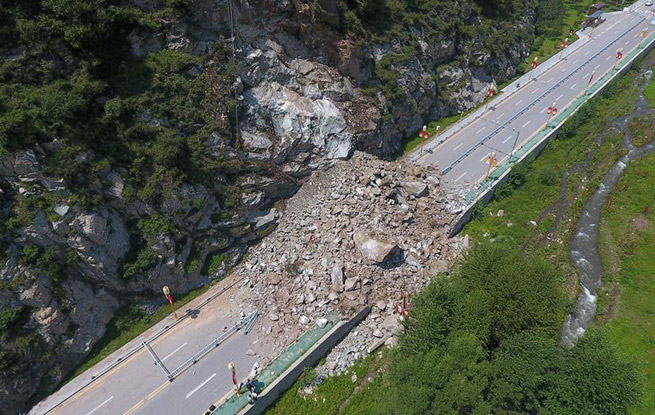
[414,1,654,193]
[30,282,265,415]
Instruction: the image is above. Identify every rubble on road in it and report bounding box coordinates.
[232,151,465,376]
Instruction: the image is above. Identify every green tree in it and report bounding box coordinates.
[454,243,565,348]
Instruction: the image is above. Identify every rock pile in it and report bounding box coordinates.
[232,151,465,374]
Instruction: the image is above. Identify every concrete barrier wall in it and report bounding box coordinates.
[238,307,371,415]
[450,32,655,236]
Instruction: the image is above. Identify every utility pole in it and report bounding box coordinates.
[583,70,595,96]
[510,129,521,163]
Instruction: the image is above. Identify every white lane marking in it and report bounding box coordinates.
[86,397,113,415]
[546,78,553,83]
[162,342,188,361]
[572,59,579,65]
[497,112,506,119]
[606,55,612,60]
[476,127,485,134]
[583,73,590,79]
[571,83,577,89]
[594,64,601,69]
[556,94,564,101]
[540,107,547,113]
[454,172,467,183]
[585,51,590,56]
[186,373,217,399]
[453,142,464,152]
[515,99,523,106]
[635,33,640,38]
[532,88,540,94]
[522,120,532,128]
[503,135,513,144]
[480,152,490,162]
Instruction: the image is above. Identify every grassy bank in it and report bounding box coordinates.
[599,153,655,414]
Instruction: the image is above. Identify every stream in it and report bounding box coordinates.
[560,69,655,347]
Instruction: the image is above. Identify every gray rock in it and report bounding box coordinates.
[249,208,278,230]
[330,262,345,292]
[344,277,359,292]
[401,181,428,197]
[353,232,399,263]
[54,205,70,217]
[316,318,329,329]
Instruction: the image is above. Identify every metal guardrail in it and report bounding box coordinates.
[441,16,646,175]
[164,311,258,380]
[39,276,248,415]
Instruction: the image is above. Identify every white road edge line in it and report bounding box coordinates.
[186,373,217,399]
[162,342,188,362]
[522,120,532,128]
[454,172,467,183]
[86,396,113,415]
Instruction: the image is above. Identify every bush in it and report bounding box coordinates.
[494,160,532,199]
[538,166,559,185]
[385,242,640,414]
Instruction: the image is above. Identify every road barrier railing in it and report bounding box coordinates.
[441,16,646,175]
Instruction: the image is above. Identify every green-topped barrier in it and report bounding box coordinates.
[211,313,340,415]
[463,30,655,208]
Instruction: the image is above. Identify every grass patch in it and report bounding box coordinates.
[599,152,655,414]
[266,353,380,415]
[628,114,655,147]
[65,283,212,381]
[643,76,655,107]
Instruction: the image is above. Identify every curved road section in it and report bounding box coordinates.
[413,2,653,195]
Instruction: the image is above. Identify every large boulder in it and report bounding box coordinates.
[353,232,400,263]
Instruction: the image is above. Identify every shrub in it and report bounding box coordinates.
[538,166,559,185]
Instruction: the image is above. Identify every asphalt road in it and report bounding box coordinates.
[33,298,263,415]
[415,2,654,192]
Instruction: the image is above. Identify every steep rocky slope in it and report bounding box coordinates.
[0,0,558,412]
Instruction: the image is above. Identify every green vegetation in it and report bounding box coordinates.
[600,153,655,414]
[0,1,247,279]
[643,76,655,107]
[266,244,640,414]
[627,114,655,147]
[267,354,382,415]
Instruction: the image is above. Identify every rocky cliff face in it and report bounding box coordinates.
[0,0,542,413]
